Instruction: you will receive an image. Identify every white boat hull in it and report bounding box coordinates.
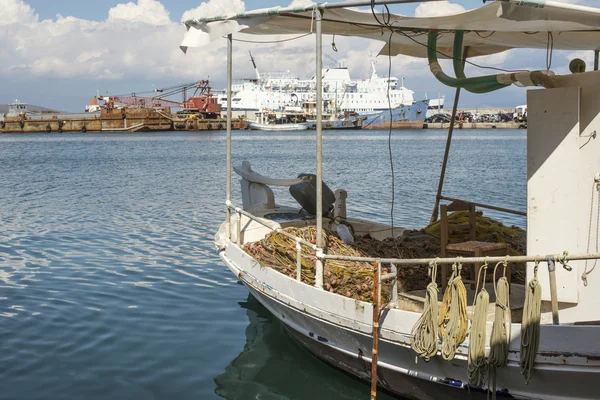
[246,121,309,131]
[219,241,600,400]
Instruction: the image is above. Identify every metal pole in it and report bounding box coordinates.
[430,47,468,224]
[226,34,233,240]
[595,50,599,71]
[370,262,381,400]
[547,256,560,325]
[315,8,324,290]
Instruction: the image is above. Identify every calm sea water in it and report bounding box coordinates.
[0,130,526,400]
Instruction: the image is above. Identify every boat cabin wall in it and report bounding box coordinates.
[527,72,600,324]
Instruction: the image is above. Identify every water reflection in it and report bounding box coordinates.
[214,294,398,400]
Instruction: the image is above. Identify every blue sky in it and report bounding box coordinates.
[1,0,596,112]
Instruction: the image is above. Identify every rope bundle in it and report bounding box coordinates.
[467,262,490,387]
[520,261,542,384]
[438,261,468,361]
[488,260,512,399]
[410,260,439,361]
[489,261,511,368]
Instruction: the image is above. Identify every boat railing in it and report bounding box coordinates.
[439,195,526,217]
[226,201,600,299]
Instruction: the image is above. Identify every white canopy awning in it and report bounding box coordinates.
[180,0,600,58]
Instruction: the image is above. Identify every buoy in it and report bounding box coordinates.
[218,123,224,130]
[81,125,87,133]
[46,124,51,133]
[207,123,213,130]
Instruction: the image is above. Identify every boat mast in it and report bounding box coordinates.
[226,34,233,239]
[430,48,468,224]
[249,51,261,81]
[315,7,324,290]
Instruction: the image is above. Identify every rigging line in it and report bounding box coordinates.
[546,31,554,71]
[474,30,495,38]
[395,30,530,73]
[231,33,312,44]
[370,0,401,255]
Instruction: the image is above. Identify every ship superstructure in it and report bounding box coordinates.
[216,54,439,116]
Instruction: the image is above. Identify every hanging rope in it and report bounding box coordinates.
[583,180,600,286]
[488,259,511,400]
[520,261,542,384]
[410,260,439,361]
[489,259,511,368]
[468,260,490,387]
[438,259,468,361]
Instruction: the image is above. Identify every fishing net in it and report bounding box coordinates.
[243,212,526,301]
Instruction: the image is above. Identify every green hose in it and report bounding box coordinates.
[451,31,511,94]
[427,31,511,93]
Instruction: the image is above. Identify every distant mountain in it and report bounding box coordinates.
[0,104,62,114]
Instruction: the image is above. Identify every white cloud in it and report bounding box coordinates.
[108,0,171,25]
[414,1,465,17]
[0,0,389,86]
[181,0,245,22]
[0,0,37,25]
[288,0,315,7]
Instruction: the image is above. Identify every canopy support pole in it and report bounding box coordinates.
[315,7,324,289]
[595,50,599,71]
[226,34,233,240]
[430,47,468,224]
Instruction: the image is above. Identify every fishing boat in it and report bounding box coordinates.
[181,1,600,399]
[246,121,309,131]
[245,109,309,131]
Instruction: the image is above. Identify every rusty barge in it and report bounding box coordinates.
[1,81,246,134]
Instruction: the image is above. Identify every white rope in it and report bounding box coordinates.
[410,260,439,361]
[489,260,511,368]
[520,261,542,384]
[468,260,489,387]
[439,260,468,361]
[488,259,511,400]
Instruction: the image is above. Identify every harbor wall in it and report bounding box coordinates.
[0,108,246,133]
[425,122,525,129]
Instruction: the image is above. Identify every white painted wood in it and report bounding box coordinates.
[527,86,581,304]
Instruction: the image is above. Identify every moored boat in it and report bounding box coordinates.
[246,121,309,131]
[181,1,600,399]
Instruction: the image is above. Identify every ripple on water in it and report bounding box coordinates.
[0,130,526,399]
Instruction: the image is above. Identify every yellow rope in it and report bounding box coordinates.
[468,260,489,387]
[520,261,542,384]
[410,260,439,361]
[439,260,468,361]
[488,259,511,400]
[489,260,511,368]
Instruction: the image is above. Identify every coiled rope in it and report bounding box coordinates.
[489,259,511,368]
[468,260,489,387]
[438,260,468,360]
[520,261,542,384]
[488,260,511,399]
[410,260,439,361]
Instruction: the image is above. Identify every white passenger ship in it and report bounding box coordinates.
[216,55,443,117]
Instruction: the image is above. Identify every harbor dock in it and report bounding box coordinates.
[425,121,526,129]
[0,107,246,134]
